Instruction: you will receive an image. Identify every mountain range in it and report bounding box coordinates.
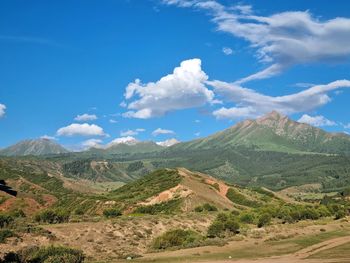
[1,111,349,157]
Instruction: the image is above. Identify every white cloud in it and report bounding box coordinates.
[107,136,138,147]
[120,128,145,137]
[74,113,97,122]
[57,123,106,137]
[152,128,175,136]
[122,58,215,118]
[211,79,350,119]
[0,104,6,118]
[194,119,201,123]
[164,1,350,83]
[109,119,118,123]
[156,138,180,147]
[294,83,316,88]
[222,47,233,55]
[298,114,336,127]
[344,123,350,129]
[40,135,57,140]
[82,138,103,149]
[194,132,201,136]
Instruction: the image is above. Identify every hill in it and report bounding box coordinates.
[0,139,70,156]
[108,168,280,213]
[168,111,350,155]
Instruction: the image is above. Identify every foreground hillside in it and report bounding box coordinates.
[0,168,349,262]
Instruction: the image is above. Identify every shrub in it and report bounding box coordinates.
[207,212,240,238]
[257,213,271,228]
[10,209,26,218]
[207,221,225,238]
[103,208,122,218]
[35,209,70,224]
[1,245,84,263]
[300,207,320,220]
[152,229,202,250]
[226,188,260,208]
[335,209,347,220]
[134,199,181,215]
[0,214,14,228]
[239,212,256,224]
[0,229,14,243]
[194,203,218,212]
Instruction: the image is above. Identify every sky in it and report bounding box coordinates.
[1,0,350,150]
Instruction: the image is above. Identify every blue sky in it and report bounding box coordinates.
[0,0,350,149]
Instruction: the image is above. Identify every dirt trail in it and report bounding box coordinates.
[294,235,350,259]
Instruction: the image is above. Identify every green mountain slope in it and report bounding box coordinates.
[169,111,350,154]
[0,139,70,156]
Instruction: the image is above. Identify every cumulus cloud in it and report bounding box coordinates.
[120,128,145,137]
[57,123,106,137]
[298,114,336,127]
[152,128,175,136]
[163,1,350,83]
[74,113,97,122]
[82,138,103,149]
[222,47,233,55]
[211,79,350,119]
[0,104,6,118]
[122,58,215,118]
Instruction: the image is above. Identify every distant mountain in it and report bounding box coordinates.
[0,139,70,156]
[89,141,164,155]
[169,111,350,155]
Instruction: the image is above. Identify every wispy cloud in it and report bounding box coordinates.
[222,47,233,55]
[298,114,336,127]
[163,1,350,84]
[0,35,64,48]
[152,128,175,136]
[40,135,57,140]
[211,79,350,119]
[74,113,98,122]
[0,103,6,118]
[120,128,145,137]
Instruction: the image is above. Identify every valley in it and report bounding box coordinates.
[0,112,350,262]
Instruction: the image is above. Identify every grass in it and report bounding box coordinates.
[309,241,350,259]
[134,226,350,263]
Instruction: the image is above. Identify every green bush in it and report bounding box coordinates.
[10,209,26,218]
[226,188,260,208]
[334,209,347,220]
[0,229,14,243]
[239,211,256,224]
[35,209,70,224]
[1,245,84,263]
[103,208,122,218]
[152,229,202,250]
[257,213,271,228]
[134,199,181,215]
[0,213,14,228]
[194,203,218,212]
[207,212,240,238]
[207,221,225,238]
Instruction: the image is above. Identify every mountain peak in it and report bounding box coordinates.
[262,110,286,120]
[0,138,69,156]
